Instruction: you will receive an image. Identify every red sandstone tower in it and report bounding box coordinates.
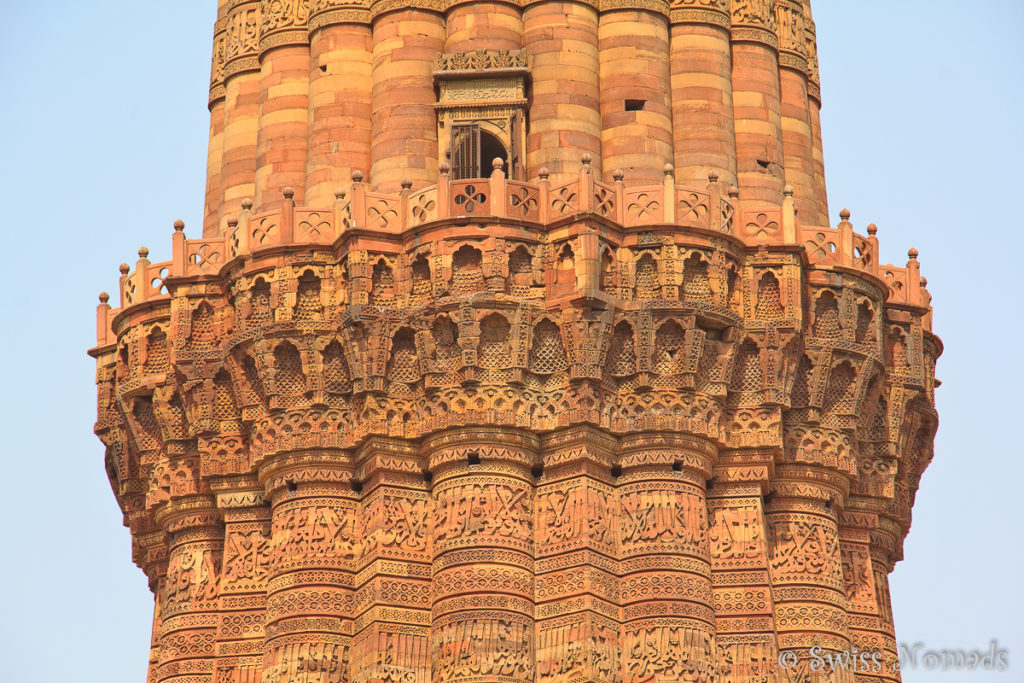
[90,1,940,681]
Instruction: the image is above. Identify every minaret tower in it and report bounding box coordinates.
[91,1,940,681]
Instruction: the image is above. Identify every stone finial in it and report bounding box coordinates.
[708,170,719,183]
[840,208,851,221]
[99,292,110,304]
[492,157,505,171]
[539,167,550,180]
[581,153,592,166]
[227,217,238,228]
[173,220,185,231]
[908,248,919,260]
[867,223,878,236]
[728,186,739,200]
[119,263,131,275]
[283,187,295,200]
[663,163,674,176]
[920,277,928,287]
[241,198,253,211]
[612,169,624,182]
[783,185,794,198]
[335,189,346,201]
[352,169,365,182]
[138,247,149,259]
[439,162,450,175]
[401,177,413,190]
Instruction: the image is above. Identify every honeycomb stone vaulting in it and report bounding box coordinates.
[90,1,940,681]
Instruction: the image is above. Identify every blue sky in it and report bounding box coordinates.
[0,2,1020,681]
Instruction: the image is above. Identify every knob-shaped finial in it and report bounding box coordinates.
[283,186,295,200]
[539,167,550,180]
[401,177,413,190]
[783,185,794,197]
[119,263,131,275]
[612,169,624,182]
[241,198,253,211]
[173,219,185,231]
[352,169,365,182]
[335,188,346,201]
[908,248,919,260]
[99,292,110,304]
[138,247,149,259]
[840,208,851,221]
[492,157,505,171]
[663,163,674,176]
[867,223,878,236]
[708,170,719,183]
[581,153,592,165]
[439,162,450,174]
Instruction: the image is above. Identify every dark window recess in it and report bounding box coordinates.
[625,99,646,112]
[451,124,510,180]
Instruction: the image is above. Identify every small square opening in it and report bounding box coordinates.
[625,99,646,112]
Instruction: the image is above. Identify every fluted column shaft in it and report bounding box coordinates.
[204,0,231,236]
[255,21,311,211]
[444,1,523,52]
[306,19,373,206]
[730,4,785,206]
[212,482,271,683]
[534,429,620,681]
[217,0,261,234]
[350,439,432,683]
[669,3,737,188]
[370,9,446,192]
[803,0,830,224]
[261,455,357,683]
[766,465,853,682]
[427,430,537,682]
[617,435,717,683]
[776,0,818,222]
[155,498,224,683]
[599,9,674,183]
[523,1,602,184]
[707,453,777,682]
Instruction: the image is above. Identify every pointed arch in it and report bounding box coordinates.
[681,253,712,302]
[813,290,841,338]
[273,342,306,399]
[388,327,420,383]
[322,341,351,394]
[295,270,321,321]
[755,272,783,320]
[431,316,461,371]
[410,253,432,306]
[478,313,511,369]
[604,321,637,377]
[730,340,762,392]
[654,320,687,374]
[822,361,858,415]
[144,327,171,375]
[371,259,396,308]
[451,245,485,295]
[635,253,659,300]
[529,318,568,374]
